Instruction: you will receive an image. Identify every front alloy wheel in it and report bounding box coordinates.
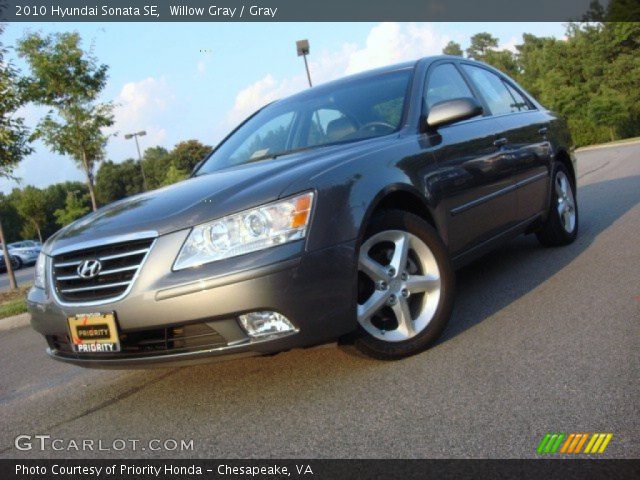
[354,210,454,359]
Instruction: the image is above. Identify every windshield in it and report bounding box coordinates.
[197,69,412,174]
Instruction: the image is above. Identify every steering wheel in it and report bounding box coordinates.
[359,121,396,135]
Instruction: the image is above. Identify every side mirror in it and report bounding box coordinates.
[424,97,483,130]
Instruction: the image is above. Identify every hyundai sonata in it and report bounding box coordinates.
[28,56,578,367]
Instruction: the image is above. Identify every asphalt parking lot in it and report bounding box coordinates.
[0,142,638,459]
[0,266,34,291]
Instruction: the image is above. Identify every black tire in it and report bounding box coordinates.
[353,210,455,360]
[13,257,23,270]
[536,162,579,247]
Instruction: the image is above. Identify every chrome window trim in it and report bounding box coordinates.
[49,234,157,307]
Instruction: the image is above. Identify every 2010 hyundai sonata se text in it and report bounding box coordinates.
[28,56,579,367]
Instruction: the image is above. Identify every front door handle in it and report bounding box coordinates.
[493,137,508,147]
[538,127,548,135]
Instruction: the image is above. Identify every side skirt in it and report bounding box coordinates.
[451,213,543,270]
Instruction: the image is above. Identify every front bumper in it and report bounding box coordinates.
[28,230,357,368]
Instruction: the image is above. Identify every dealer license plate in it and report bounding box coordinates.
[68,313,121,353]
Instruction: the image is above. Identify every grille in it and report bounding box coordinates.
[52,237,154,303]
[46,322,228,359]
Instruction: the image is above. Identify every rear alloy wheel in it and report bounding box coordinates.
[354,210,454,359]
[536,163,578,246]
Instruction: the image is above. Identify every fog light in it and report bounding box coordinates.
[238,311,297,338]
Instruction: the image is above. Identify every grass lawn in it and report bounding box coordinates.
[0,283,31,319]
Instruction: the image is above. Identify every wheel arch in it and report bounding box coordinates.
[358,185,442,243]
[555,148,577,191]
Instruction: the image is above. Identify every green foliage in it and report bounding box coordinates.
[170,140,212,172]
[161,165,189,186]
[17,32,114,210]
[432,23,640,148]
[514,22,640,146]
[16,32,107,107]
[483,49,519,78]
[54,191,90,227]
[15,186,47,241]
[466,33,499,60]
[0,193,23,242]
[142,146,171,189]
[442,41,463,56]
[95,159,144,204]
[0,26,33,180]
[95,139,209,202]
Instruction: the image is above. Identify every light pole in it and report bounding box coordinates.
[124,130,148,191]
[296,39,313,87]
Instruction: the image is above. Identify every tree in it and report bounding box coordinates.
[0,193,23,242]
[483,49,520,78]
[1,24,33,289]
[170,140,212,172]
[95,159,145,204]
[442,41,463,56]
[466,32,499,60]
[141,146,171,189]
[17,32,114,211]
[161,164,188,186]
[54,191,90,227]
[15,186,47,242]
[515,22,640,146]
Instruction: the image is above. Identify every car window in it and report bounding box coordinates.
[462,65,518,116]
[503,81,533,112]
[307,108,353,145]
[228,112,296,165]
[197,69,412,174]
[424,63,474,109]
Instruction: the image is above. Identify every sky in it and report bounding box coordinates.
[0,22,567,192]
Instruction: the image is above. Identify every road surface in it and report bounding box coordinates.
[0,266,34,291]
[1,142,638,459]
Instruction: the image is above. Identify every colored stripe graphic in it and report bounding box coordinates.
[574,433,589,453]
[560,434,575,453]
[598,434,613,453]
[537,434,552,454]
[538,433,613,454]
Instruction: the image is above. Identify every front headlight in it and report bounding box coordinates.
[34,252,47,289]
[174,192,314,270]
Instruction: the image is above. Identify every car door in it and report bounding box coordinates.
[460,64,552,222]
[422,62,518,255]
[494,80,552,220]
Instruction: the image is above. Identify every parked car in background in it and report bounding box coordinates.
[9,240,42,250]
[3,241,42,269]
[28,56,578,367]
[0,251,20,273]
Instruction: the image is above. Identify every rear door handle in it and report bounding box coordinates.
[538,127,548,135]
[493,137,508,147]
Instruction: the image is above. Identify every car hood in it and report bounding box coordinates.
[45,137,393,255]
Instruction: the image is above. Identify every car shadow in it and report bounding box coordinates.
[438,173,640,343]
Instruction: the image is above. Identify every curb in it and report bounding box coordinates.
[576,139,640,153]
[0,313,31,332]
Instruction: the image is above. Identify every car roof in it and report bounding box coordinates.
[279,59,419,103]
[268,55,488,106]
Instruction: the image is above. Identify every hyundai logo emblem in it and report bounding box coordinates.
[77,259,102,279]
